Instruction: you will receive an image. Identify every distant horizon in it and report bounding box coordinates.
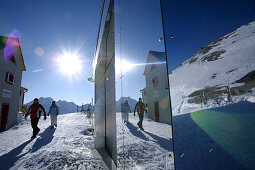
[24,96,138,106]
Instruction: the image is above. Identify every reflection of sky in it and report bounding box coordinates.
[115,0,165,101]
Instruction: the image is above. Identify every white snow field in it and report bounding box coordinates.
[0,113,105,170]
[116,113,174,170]
[0,112,175,170]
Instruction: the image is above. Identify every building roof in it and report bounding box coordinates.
[0,36,26,71]
[140,87,146,92]
[20,86,28,92]
[143,51,166,75]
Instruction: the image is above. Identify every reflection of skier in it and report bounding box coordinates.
[25,98,47,139]
[122,100,131,123]
[226,85,233,103]
[48,101,59,129]
[134,98,147,130]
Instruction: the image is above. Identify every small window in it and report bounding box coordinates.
[6,72,15,85]
[152,77,158,87]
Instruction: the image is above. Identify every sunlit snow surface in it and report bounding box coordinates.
[0,112,174,170]
[116,113,174,170]
[0,113,104,170]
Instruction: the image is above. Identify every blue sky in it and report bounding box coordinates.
[0,0,102,105]
[0,0,254,105]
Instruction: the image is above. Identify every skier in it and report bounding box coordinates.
[48,101,59,129]
[134,98,147,130]
[25,98,47,139]
[122,100,131,123]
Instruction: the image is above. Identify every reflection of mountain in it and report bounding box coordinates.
[170,21,255,115]
[116,97,137,112]
[25,97,92,114]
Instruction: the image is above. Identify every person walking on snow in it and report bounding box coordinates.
[122,100,131,123]
[48,101,59,129]
[134,98,147,130]
[25,98,47,139]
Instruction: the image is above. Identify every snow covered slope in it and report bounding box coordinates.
[0,113,105,169]
[25,97,91,114]
[169,21,255,115]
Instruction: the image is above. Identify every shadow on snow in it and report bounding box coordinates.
[173,101,255,170]
[126,122,173,152]
[0,126,56,170]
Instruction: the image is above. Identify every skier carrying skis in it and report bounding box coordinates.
[48,101,59,129]
[25,98,47,139]
[122,100,131,123]
[134,98,147,130]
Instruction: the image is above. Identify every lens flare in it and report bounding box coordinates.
[4,29,21,60]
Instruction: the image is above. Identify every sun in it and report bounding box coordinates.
[57,53,82,77]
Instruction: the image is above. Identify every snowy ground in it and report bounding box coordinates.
[116,113,174,170]
[0,112,175,170]
[0,112,104,170]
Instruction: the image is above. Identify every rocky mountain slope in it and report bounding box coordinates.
[169,21,255,115]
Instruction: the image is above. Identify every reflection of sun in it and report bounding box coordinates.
[57,53,82,77]
[115,58,134,75]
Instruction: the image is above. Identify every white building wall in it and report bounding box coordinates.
[0,43,22,130]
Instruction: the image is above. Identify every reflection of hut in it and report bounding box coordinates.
[140,88,147,107]
[19,86,28,112]
[143,51,171,124]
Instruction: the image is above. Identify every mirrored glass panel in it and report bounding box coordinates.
[115,0,174,169]
[162,0,255,169]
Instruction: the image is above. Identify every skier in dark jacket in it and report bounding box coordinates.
[134,98,147,130]
[25,98,47,139]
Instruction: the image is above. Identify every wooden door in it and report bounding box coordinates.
[154,101,159,122]
[1,103,9,131]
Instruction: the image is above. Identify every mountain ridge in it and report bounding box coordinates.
[25,97,92,114]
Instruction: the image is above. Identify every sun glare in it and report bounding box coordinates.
[57,53,82,77]
[115,58,134,75]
